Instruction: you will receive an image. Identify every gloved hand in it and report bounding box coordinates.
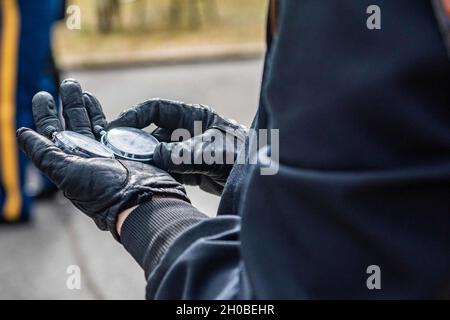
[17,79,189,240]
[108,99,248,195]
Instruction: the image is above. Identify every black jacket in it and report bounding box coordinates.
[121,0,450,299]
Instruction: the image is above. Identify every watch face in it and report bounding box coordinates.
[54,131,115,159]
[102,127,159,162]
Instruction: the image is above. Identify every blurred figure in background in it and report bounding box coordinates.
[0,0,64,223]
[33,1,66,200]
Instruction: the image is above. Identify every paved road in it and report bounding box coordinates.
[0,58,263,299]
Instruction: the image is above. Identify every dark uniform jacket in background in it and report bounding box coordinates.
[121,0,450,299]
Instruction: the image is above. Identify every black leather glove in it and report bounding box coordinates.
[18,79,189,240]
[108,99,248,195]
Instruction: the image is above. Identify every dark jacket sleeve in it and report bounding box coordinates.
[120,198,247,300]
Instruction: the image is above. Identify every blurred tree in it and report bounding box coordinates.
[203,0,219,22]
[92,0,220,33]
[169,0,219,30]
[96,0,121,33]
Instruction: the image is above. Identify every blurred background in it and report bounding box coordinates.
[56,0,266,68]
[0,0,267,299]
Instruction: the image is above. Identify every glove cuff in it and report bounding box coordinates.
[107,188,190,241]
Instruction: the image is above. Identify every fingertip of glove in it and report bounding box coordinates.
[60,79,83,99]
[82,91,95,101]
[61,78,80,87]
[151,142,172,170]
[82,92,95,108]
[16,128,51,148]
[16,127,30,138]
[107,116,125,130]
[32,91,54,106]
[16,128,35,153]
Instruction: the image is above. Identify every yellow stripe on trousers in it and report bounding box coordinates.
[0,0,21,221]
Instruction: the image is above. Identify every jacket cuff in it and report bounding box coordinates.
[121,198,208,273]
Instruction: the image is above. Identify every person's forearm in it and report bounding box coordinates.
[119,198,208,275]
[118,199,246,300]
[116,196,184,236]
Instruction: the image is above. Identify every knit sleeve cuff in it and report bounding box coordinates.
[120,198,208,274]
